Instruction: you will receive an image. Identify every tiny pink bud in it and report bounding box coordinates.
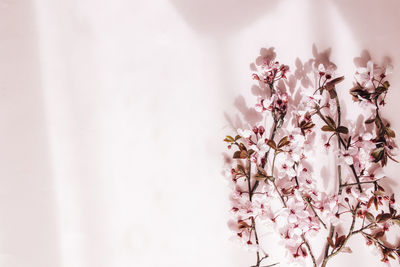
[252,126,259,135]
[258,126,265,136]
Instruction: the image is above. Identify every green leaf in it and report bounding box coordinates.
[337,126,349,134]
[234,135,242,141]
[321,125,335,132]
[372,147,384,162]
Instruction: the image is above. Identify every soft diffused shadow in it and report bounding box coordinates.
[169,0,279,37]
[0,1,60,267]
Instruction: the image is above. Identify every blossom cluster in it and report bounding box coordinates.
[224,49,400,267]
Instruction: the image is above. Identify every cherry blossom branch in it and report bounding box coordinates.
[224,52,399,267]
[321,204,359,267]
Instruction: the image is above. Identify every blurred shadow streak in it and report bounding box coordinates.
[169,0,278,37]
[0,1,60,267]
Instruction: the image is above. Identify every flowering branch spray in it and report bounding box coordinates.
[224,48,400,267]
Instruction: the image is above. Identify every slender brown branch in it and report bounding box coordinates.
[321,204,359,267]
[304,197,327,229]
[271,152,286,208]
[315,105,363,192]
[340,179,382,188]
[302,234,317,267]
[352,223,375,235]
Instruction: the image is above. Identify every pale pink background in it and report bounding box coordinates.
[0,0,400,267]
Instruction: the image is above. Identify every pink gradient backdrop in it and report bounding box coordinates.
[0,0,399,267]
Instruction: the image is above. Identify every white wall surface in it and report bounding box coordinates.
[0,0,400,267]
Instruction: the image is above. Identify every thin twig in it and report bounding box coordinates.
[304,197,327,229]
[301,234,317,267]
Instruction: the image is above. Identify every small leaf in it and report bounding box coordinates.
[365,212,375,223]
[278,136,290,148]
[258,166,268,176]
[376,213,392,223]
[365,117,376,124]
[233,151,241,159]
[383,81,390,89]
[385,127,396,138]
[253,173,267,181]
[325,116,336,128]
[240,150,248,159]
[224,135,235,142]
[367,196,375,209]
[302,122,315,130]
[335,235,346,247]
[372,147,385,162]
[326,76,345,91]
[329,76,345,85]
[322,125,335,132]
[238,221,250,229]
[267,140,277,150]
[337,126,349,134]
[376,86,387,94]
[234,135,242,141]
[329,89,337,99]
[327,237,335,248]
